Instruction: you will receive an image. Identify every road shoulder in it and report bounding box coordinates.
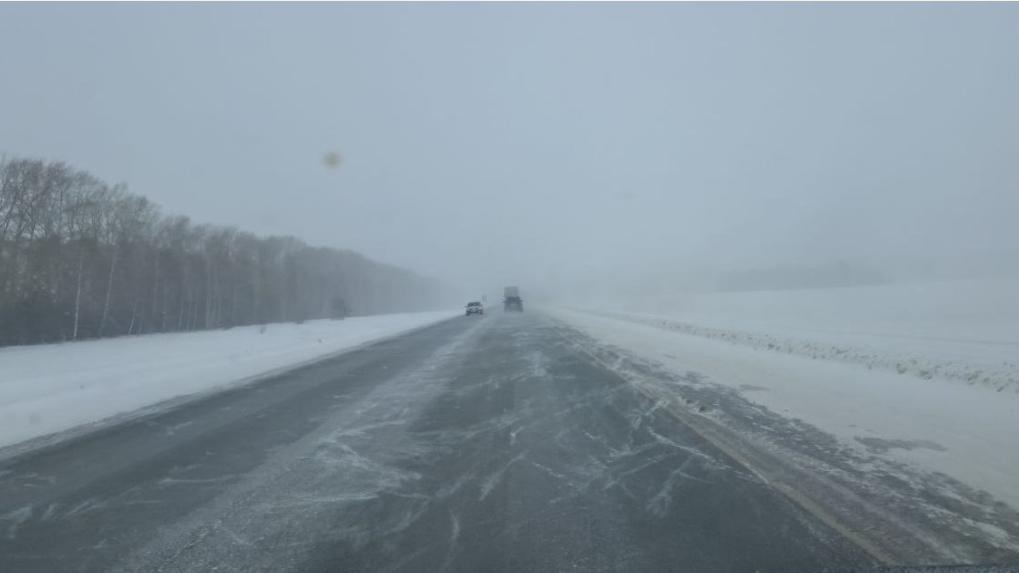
[545,310,1019,565]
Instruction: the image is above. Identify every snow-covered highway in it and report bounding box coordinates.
[0,311,1016,572]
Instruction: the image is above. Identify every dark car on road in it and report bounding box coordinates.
[465,301,484,316]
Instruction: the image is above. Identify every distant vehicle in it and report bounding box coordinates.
[503,286,523,312]
[465,301,484,316]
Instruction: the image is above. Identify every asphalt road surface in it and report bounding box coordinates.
[0,312,875,573]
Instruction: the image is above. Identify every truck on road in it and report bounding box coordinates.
[504,286,523,312]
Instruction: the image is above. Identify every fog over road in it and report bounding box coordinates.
[2,313,886,572]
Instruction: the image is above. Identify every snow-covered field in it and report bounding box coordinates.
[0,311,458,451]
[548,279,1019,512]
[570,278,1019,392]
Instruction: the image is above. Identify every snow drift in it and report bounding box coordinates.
[0,311,457,450]
[568,278,1019,393]
[548,278,1019,512]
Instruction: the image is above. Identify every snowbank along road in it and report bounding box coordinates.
[0,311,1015,572]
[0,311,459,450]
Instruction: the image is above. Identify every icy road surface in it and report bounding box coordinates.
[0,312,1013,571]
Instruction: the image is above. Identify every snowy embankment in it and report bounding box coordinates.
[0,311,458,450]
[548,278,1019,511]
[572,278,1019,392]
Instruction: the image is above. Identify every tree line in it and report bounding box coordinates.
[0,157,448,346]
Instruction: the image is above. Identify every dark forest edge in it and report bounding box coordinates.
[0,157,448,347]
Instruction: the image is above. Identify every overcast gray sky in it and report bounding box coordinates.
[2,3,1018,296]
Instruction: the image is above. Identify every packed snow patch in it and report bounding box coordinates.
[0,311,457,449]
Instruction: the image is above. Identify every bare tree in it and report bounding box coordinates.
[0,157,449,347]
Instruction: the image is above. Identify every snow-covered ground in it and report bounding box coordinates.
[570,278,1019,392]
[548,279,1019,512]
[0,311,458,450]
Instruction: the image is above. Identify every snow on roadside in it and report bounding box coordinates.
[585,309,1019,393]
[547,307,1019,514]
[569,278,1019,393]
[0,311,458,450]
